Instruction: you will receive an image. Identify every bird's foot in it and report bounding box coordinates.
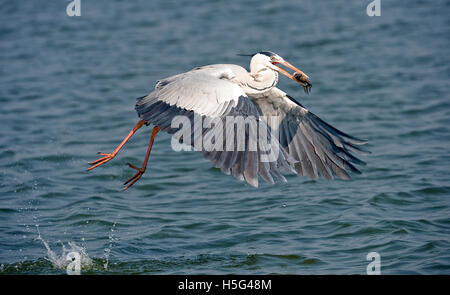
[88,152,116,170]
[123,163,146,190]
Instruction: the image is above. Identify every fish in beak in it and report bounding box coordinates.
[272,60,312,94]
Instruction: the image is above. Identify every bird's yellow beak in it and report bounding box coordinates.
[272,60,312,94]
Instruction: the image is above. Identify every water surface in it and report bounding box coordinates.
[0,0,449,274]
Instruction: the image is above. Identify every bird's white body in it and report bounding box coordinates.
[89,51,367,189]
[133,53,368,187]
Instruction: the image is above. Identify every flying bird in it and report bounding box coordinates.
[88,51,369,190]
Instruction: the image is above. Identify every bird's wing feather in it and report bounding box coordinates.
[251,87,369,180]
[138,66,245,117]
[136,66,296,187]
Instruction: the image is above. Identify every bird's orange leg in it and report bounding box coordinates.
[123,126,160,190]
[88,120,147,171]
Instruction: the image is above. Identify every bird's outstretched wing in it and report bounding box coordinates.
[251,87,369,180]
[135,66,296,187]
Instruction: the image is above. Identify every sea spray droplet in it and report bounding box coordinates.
[103,222,117,271]
[36,230,92,271]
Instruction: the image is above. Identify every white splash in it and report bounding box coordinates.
[36,226,92,271]
[103,222,116,271]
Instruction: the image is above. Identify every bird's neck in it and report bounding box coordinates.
[244,67,278,95]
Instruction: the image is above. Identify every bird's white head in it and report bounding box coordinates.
[246,51,312,94]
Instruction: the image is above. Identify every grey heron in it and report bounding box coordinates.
[88,51,368,190]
